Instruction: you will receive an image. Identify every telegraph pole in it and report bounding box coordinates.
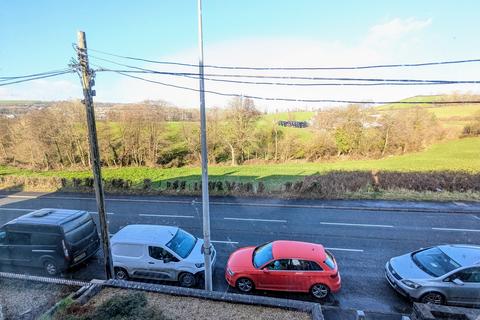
[77,31,114,280]
[197,0,213,291]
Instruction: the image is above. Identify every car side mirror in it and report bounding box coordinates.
[163,257,171,263]
[452,278,464,286]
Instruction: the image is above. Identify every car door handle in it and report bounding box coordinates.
[148,262,155,264]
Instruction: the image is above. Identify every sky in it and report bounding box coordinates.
[1,0,480,110]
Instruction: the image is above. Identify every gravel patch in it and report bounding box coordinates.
[88,288,311,320]
[0,278,77,320]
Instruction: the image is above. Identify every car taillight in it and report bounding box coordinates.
[330,272,338,279]
[62,240,70,260]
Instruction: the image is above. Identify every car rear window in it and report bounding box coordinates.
[64,216,96,244]
[325,250,336,270]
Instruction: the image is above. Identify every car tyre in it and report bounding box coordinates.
[114,267,129,280]
[236,277,254,293]
[310,283,330,299]
[420,292,445,305]
[43,259,59,276]
[179,272,197,288]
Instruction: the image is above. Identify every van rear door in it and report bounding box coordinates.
[62,212,99,264]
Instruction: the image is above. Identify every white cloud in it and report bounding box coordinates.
[365,17,432,45]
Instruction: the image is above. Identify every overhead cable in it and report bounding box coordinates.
[110,69,480,105]
[87,47,480,71]
[90,56,480,84]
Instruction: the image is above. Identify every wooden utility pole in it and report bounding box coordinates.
[77,31,114,279]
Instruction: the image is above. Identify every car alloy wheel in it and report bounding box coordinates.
[44,260,58,276]
[115,268,129,280]
[179,272,197,288]
[236,278,254,293]
[421,292,444,304]
[311,284,330,299]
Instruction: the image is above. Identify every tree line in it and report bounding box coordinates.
[0,98,445,169]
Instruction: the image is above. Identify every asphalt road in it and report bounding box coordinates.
[0,192,479,316]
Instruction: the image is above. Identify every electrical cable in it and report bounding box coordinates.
[87,47,480,71]
[109,69,480,105]
[0,70,74,87]
[90,56,480,84]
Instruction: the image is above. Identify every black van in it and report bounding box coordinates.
[0,208,100,275]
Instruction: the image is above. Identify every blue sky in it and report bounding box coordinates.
[1,0,480,108]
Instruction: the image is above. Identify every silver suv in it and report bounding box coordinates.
[385,244,480,306]
[111,225,216,287]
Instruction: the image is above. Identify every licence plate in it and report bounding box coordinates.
[74,252,86,262]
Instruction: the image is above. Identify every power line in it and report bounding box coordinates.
[96,67,472,86]
[110,69,480,105]
[0,70,74,87]
[87,47,480,71]
[90,56,480,84]
[0,69,73,81]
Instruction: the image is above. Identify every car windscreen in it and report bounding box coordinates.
[412,247,461,277]
[165,228,196,259]
[63,214,96,245]
[253,242,273,268]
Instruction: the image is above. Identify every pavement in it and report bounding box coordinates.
[0,191,479,319]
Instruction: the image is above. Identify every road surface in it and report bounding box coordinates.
[0,192,479,315]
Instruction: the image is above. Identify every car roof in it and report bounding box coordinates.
[6,208,87,227]
[439,244,480,267]
[272,240,326,261]
[111,224,178,246]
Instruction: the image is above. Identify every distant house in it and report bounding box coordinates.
[277,120,309,128]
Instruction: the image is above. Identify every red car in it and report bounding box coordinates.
[225,240,341,299]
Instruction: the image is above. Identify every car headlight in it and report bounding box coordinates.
[226,267,235,276]
[195,262,204,268]
[401,280,421,289]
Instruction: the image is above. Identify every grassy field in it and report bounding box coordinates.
[375,95,480,133]
[1,137,478,189]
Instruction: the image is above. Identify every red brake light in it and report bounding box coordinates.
[330,272,338,279]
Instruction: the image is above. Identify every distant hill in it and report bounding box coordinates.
[375,94,480,132]
[376,94,480,110]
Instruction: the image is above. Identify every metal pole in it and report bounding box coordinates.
[197,0,213,291]
[77,31,114,280]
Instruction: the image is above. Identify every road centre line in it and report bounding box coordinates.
[432,227,480,232]
[210,240,239,244]
[88,211,115,215]
[320,222,394,228]
[224,217,287,223]
[325,247,364,253]
[138,214,194,218]
[0,208,32,212]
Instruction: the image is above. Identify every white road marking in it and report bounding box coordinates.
[432,227,480,232]
[138,214,194,218]
[211,240,239,244]
[224,217,287,223]
[325,247,364,253]
[320,222,394,228]
[88,211,115,215]
[0,208,32,212]
[473,215,480,221]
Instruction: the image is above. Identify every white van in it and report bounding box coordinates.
[110,224,216,287]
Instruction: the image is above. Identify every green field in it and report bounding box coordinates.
[1,137,478,188]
